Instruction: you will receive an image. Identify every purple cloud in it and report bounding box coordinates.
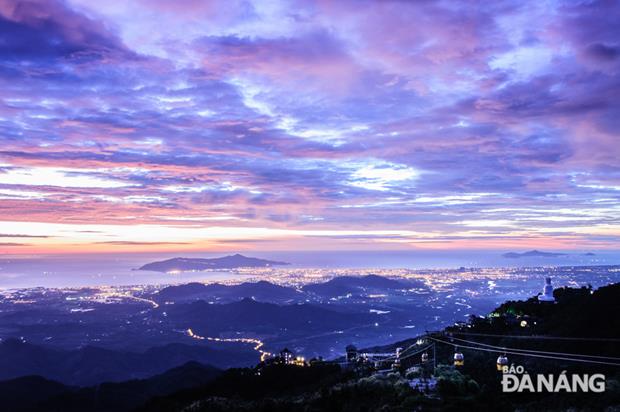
[0,0,618,250]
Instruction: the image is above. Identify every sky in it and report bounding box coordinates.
[0,0,619,254]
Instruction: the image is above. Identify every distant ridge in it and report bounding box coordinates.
[154,280,301,303]
[502,250,568,259]
[302,274,418,296]
[138,254,289,273]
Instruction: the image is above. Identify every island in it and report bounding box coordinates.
[502,250,568,259]
[137,254,289,273]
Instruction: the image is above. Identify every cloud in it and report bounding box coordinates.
[304,234,408,240]
[585,43,620,62]
[94,241,190,245]
[0,0,618,251]
[196,31,357,89]
[0,166,135,188]
[0,0,133,63]
[0,233,50,238]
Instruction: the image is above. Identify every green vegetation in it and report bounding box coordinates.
[148,369,435,412]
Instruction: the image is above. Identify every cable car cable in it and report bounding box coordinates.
[449,331,620,342]
[449,335,620,361]
[428,336,620,367]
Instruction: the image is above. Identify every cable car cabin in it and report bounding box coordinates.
[392,359,401,370]
[453,351,464,367]
[421,352,429,363]
[496,354,508,371]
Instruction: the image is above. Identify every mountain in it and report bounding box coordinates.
[154,275,419,303]
[302,274,415,296]
[161,298,374,334]
[0,339,253,386]
[137,363,346,412]
[0,361,221,412]
[138,254,289,272]
[502,250,568,258]
[154,280,301,303]
[0,375,73,412]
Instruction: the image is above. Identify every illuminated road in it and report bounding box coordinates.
[128,295,159,308]
[186,328,272,361]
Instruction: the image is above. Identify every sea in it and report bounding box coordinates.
[0,250,619,289]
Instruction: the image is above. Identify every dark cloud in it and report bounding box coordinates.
[0,0,132,62]
[305,234,408,240]
[0,234,50,238]
[585,43,620,62]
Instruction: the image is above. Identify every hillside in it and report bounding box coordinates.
[0,362,221,412]
[302,274,422,297]
[0,339,253,386]
[160,297,375,334]
[154,280,301,303]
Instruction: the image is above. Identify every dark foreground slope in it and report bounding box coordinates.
[0,362,221,412]
[0,340,254,385]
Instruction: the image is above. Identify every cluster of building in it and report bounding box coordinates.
[259,347,312,367]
